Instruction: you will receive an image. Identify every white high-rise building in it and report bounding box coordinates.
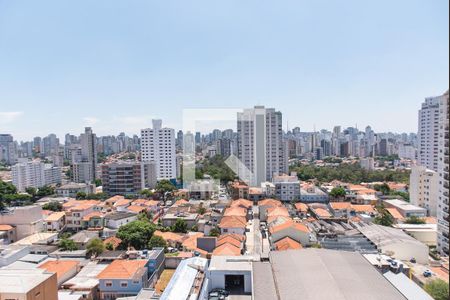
[237,106,287,186]
[409,165,439,217]
[141,119,176,180]
[418,95,446,171]
[12,161,61,192]
[437,91,449,255]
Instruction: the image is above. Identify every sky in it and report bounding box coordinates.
[0,0,448,141]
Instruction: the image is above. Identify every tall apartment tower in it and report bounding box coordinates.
[12,161,62,192]
[73,127,97,183]
[141,119,176,180]
[418,95,445,171]
[0,134,16,165]
[437,90,449,255]
[410,165,439,217]
[237,106,287,186]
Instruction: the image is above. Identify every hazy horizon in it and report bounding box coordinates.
[1,1,448,140]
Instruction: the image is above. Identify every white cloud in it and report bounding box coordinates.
[0,111,24,124]
[83,117,100,126]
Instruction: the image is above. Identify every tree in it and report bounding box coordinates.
[329,187,346,199]
[405,216,426,224]
[140,189,154,198]
[0,180,17,195]
[148,235,168,251]
[36,185,55,197]
[171,218,188,233]
[94,179,102,187]
[76,192,87,199]
[58,238,78,251]
[373,205,394,227]
[105,242,114,251]
[209,227,220,237]
[424,279,449,300]
[42,201,63,212]
[197,207,206,215]
[137,211,152,223]
[156,180,176,194]
[374,183,391,195]
[86,238,105,256]
[116,220,156,250]
[25,187,37,197]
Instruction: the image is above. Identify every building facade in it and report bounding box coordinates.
[12,161,62,192]
[437,91,449,255]
[237,106,288,186]
[140,119,176,180]
[409,165,439,217]
[418,95,445,171]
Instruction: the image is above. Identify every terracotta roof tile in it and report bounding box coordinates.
[330,202,352,210]
[0,224,13,231]
[386,208,404,220]
[258,199,282,207]
[230,199,253,209]
[38,260,79,281]
[219,216,247,229]
[45,211,66,222]
[97,260,148,279]
[294,203,308,212]
[212,243,241,256]
[224,207,247,217]
[274,237,303,251]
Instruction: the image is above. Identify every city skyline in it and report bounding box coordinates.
[0,1,448,140]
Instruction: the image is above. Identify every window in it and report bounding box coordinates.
[120,282,128,288]
[105,281,113,287]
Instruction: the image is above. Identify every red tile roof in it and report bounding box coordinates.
[38,260,79,281]
[219,216,247,229]
[274,237,303,251]
[97,260,148,279]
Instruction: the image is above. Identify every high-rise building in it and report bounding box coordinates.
[12,161,62,192]
[72,127,97,183]
[418,95,446,171]
[101,161,157,195]
[176,130,184,149]
[410,165,439,217]
[437,91,449,255]
[0,134,17,165]
[141,119,176,180]
[237,106,287,186]
[42,134,60,157]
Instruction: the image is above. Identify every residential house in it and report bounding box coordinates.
[0,205,44,240]
[82,212,105,230]
[274,237,303,251]
[294,203,309,218]
[69,230,99,249]
[0,225,17,245]
[269,219,311,247]
[329,202,352,218]
[218,216,247,235]
[97,260,149,300]
[104,212,138,230]
[258,199,283,222]
[38,260,80,286]
[45,211,67,232]
[230,181,249,200]
[62,261,108,300]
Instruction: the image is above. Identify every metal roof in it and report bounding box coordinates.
[383,271,433,300]
[261,249,407,300]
